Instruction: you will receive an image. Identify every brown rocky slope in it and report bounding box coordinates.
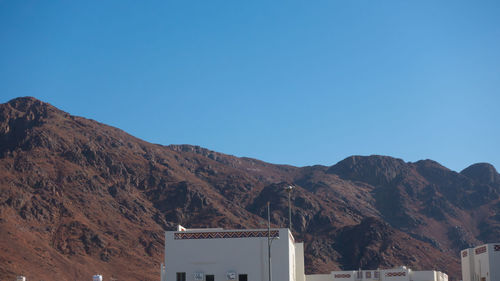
[0,97,498,280]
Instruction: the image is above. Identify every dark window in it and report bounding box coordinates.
[206,275,215,281]
[238,274,248,281]
[176,272,186,281]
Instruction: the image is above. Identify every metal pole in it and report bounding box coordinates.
[267,201,272,281]
[285,185,294,232]
[288,189,292,231]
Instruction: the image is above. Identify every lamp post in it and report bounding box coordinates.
[285,185,294,232]
[267,201,272,281]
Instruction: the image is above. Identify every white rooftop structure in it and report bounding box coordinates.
[315,266,448,281]
[162,225,304,281]
[161,225,448,281]
[461,243,500,281]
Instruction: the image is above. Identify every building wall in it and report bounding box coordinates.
[461,248,474,281]
[461,243,500,281]
[437,271,448,281]
[305,274,334,281]
[411,270,436,281]
[379,268,409,281]
[474,244,490,281]
[332,271,357,281]
[490,244,500,281]
[161,263,166,281]
[289,236,296,281]
[164,228,293,281]
[329,268,446,281]
[359,270,380,280]
[331,269,410,281]
[295,243,305,281]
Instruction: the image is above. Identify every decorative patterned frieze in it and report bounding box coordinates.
[333,274,351,278]
[475,245,487,255]
[174,230,279,240]
[386,272,406,277]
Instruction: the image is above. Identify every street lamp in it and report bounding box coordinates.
[285,185,294,232]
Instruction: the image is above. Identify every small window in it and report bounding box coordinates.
[365,271,371,278]
[206,275,215,281]
[176,272,186,281]
[374,271,380,278]
[239,274,248,281]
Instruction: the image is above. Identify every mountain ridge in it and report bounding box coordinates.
[0,97,499,281]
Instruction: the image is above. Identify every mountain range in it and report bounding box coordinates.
[0,97,499,281]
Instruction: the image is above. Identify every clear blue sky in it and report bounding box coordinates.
[1,0,499,172]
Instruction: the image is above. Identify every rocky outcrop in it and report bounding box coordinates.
[461,163,500,186]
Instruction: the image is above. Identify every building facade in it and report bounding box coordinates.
[316,267,448,281]
[162,226,305,281]
[461,243,500,281]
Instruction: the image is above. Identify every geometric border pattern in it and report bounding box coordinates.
[386,272,406,277]
[333,274,351,278]
[174,230,279,240]
[475,245,487,255]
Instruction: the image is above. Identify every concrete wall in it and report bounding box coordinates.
[165,228,292,281]
[461,243,500,281]
[461,248,474,281]
[331,271,356,281]
[474,244,490,281]
[295,243,305,281]
[475,243,500,281]
[289,236,296,281]
[411,270,436,281]
[436,271,448,281]
[359,270,379,280]
[305,274,332,281]
[490,244,500,281]
[379,268,410,281]
[329,269,446,281]
[161,264,166,281]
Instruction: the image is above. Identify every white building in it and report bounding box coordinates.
[461,243,500,281]
[309,266,448,281]
[162,225,305,281]
[161,226,447,281]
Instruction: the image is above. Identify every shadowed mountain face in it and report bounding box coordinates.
[0,97,499,281]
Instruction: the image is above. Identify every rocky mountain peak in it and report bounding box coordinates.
[327,155,408,186]
[3,96,63,119]
[460,163,500,186]
[7,96,46,109]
